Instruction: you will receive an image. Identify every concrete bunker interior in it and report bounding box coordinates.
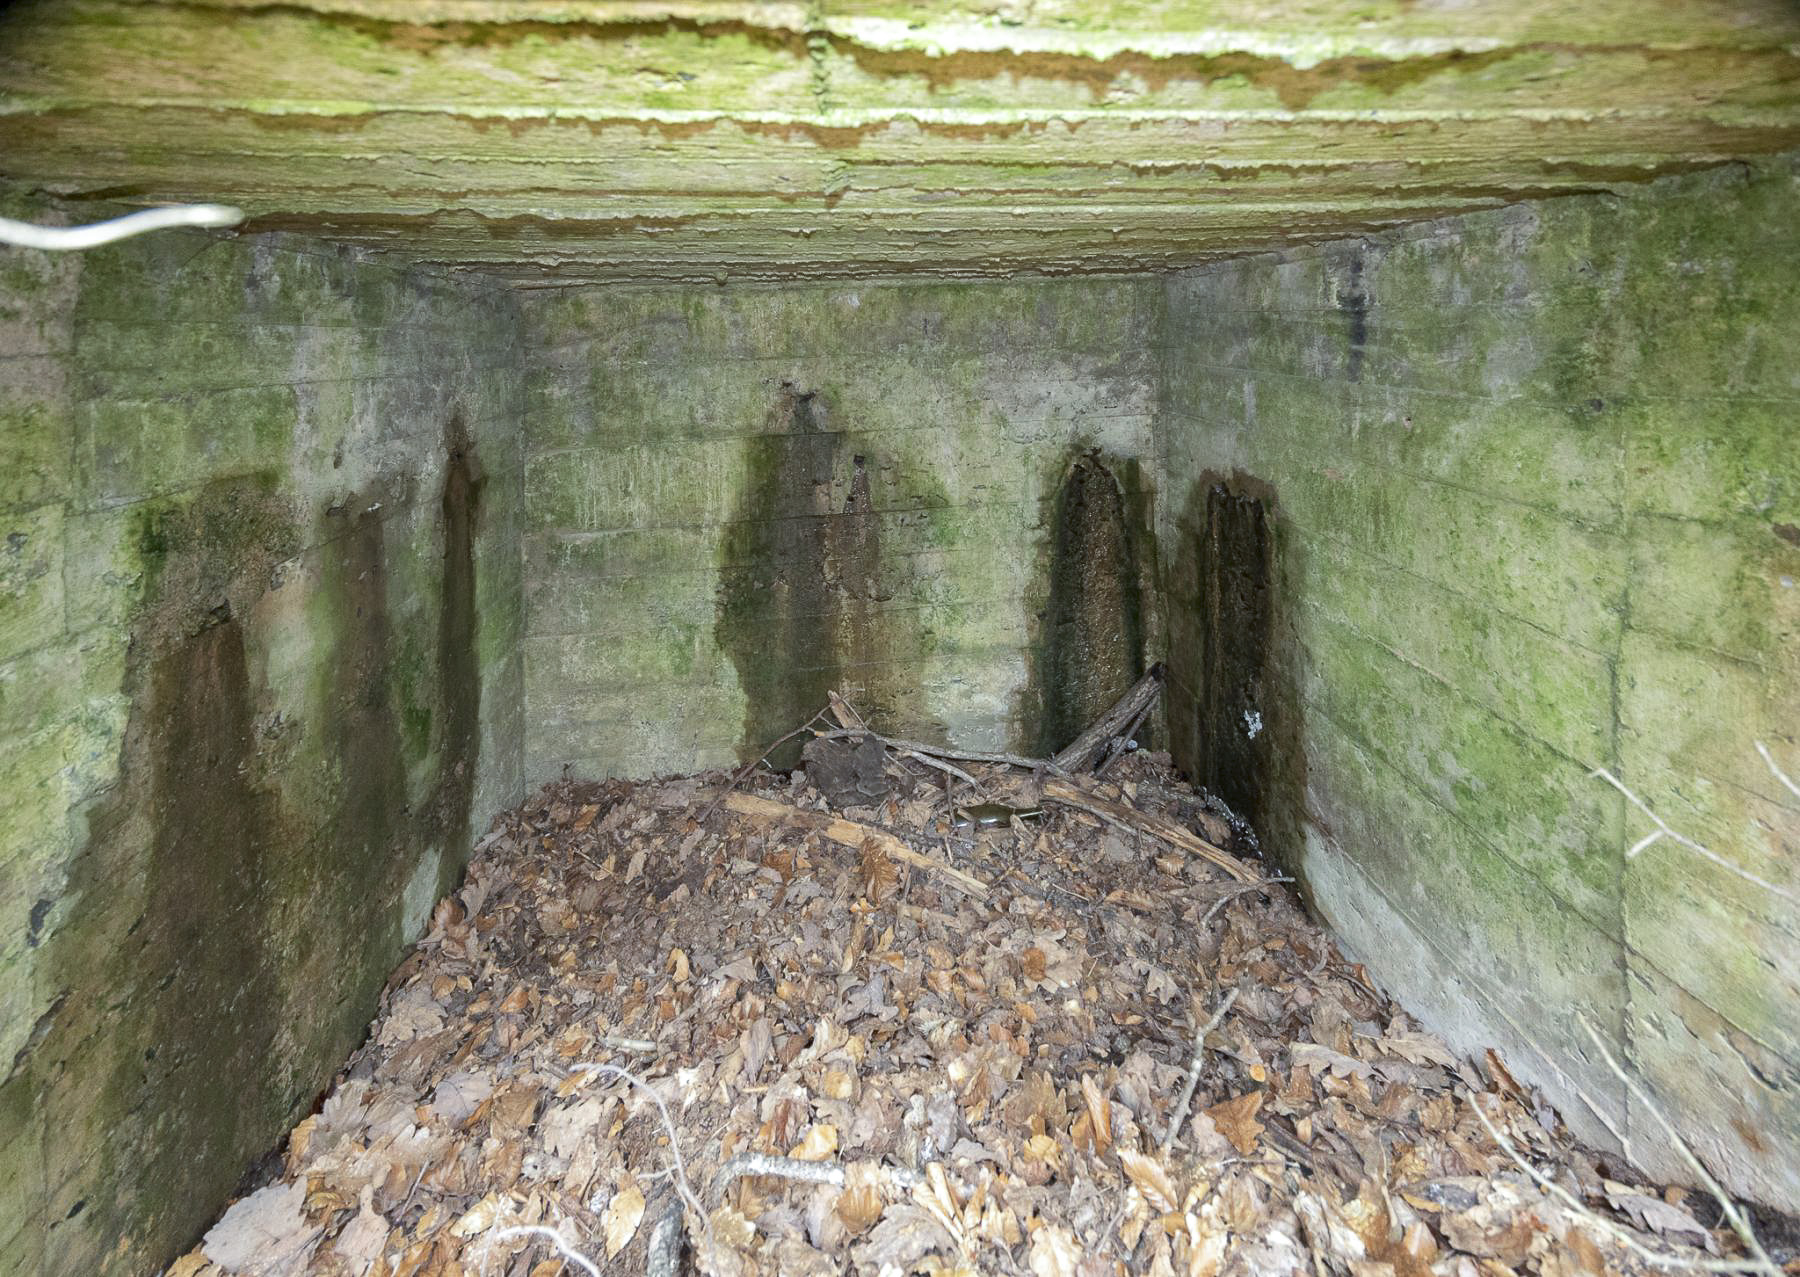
[1,3,1797,1274]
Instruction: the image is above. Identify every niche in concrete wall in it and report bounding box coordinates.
[1170,478,1278,837]
[1034,452,1148,757]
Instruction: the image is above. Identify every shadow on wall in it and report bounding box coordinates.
[3,424,486,1275]
[715,382,943,768]
[1032,450,1148,757]
[1167,474,1308,866]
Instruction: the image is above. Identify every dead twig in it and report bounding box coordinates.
[695,708,834,825]
[1197,878,1292,929]
[1042,779,1264,884]
[1469,1099,1774,1274]
[601,1034,658,1054]
[815,728,1063,776]
[573,1063,708,1232]
[1577,1017,1778,1275]
[490,1224,602,1277]
[1053,665,1163,773]
[1094,693,1157,777]
[721,791,990,897]
[646,1203,683,1277]
[1162,985,1241,1154]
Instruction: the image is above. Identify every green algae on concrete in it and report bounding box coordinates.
[0,187,526,1277]
[6,0,1800,285]
[1157,156,1800,1212]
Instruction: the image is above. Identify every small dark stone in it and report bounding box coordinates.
[801,733,891,809]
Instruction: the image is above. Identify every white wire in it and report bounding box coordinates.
[0,204,245,250]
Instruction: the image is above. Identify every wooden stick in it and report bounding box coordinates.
[826,690,989,792]
[1095,694,1157,777]
[722,791,989,898]
[1041,779,1263,884]
[1051,665,1163,773]
[1163,986,1241,1153]
[815,728,1061,775]
[694,708,832,824]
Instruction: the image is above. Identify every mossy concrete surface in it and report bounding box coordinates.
[0,186,527,1277]
[518,279,1161,782]
[1157,158,1800,1211]
[3,0,1800,284]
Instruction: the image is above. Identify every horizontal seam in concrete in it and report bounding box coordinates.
[1619,622,1782,680]
[1293,594,1610,768]
[1307,822,1631,1136]
[1165,503,1618,659]
[521,596,1030,639]
[524,419,1157,463]
[1300,670,1621,939]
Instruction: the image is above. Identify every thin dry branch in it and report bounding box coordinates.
[826,692,989,790]
[1051,665,1164,772]
[1592,764,1797,906]
[815,728,1063,775]
[490,1224,602,1277]
[695,707,835,824]
[721,791,990,897]
[573,1062,708,1230]
[1095,694,1157,777]
[1576,1018,1777,1275]
[1162,985,1241,1154]
[1469,1100,1774,1274]
[1042,779,1264,884]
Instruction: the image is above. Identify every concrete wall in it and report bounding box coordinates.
[519,281,1161,781]
[0,189,526,1275]
[1157,159,1800,1210]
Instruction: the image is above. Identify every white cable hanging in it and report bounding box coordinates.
[0,204,245,250]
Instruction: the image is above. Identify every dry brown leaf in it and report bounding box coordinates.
[1119,1150,1180,1213]
[1021,947,1049,984]
[789,1123,840,1161]
[1029,1223,1084,1277]
[1079,1074,1113,1154]
[201,1181,324,1276]
[835,1161,887,1235]
[860,842,900,903]
[449,1194,502,1238]
[1381,1030,1457,1068]
[1205,1090,1265,1155]
[604,1176,646,1257]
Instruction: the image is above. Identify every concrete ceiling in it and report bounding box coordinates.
[3,0,1799,287]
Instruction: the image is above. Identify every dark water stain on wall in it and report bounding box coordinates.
[717,384,842,767]
[5,429,490,1275]
[432,419,485,875]
[14,477,305,1271]
[1340,246,1370,382]
[716,383,942,767]
[1032,452,1147,757]
[1166,474,1306,865]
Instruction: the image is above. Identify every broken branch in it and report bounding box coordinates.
[1162,985,1241,1154]
[721,791,989,898]
[1041,779,1264,884]
[1051,665,1163,773]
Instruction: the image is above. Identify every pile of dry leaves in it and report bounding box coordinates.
[167,745,1789,1277]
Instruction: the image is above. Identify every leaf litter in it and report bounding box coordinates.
[171,749,1788,1277]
